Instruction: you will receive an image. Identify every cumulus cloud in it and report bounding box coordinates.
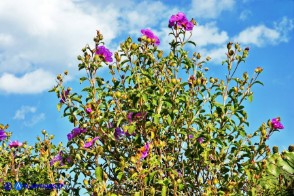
[0,69,55,94]
[189,0,235,19]
[191,22,229,47]
[239,10,252,21]
[24,113,46,127]
[13,106,37,120]
[0,0,173,94]
[13,105,45,126]
[234,17,294,47]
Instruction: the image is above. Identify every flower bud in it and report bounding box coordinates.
[272,146,279,153]
[115,52,120,62]
[171,78,177,85]
[169,51,174,59]
[64,70,68,75]
[254,67,263,74]
[131,43,137,50]
[229,50,234,56]
[261,128,267,137]
[127,37,132,43]
[235,43,240,50]
[288,145,294,152]
[191,18,197,26]
[196,53,201,59]
[57,74,62,80]
[42,129,46,135]
[227,42,233,50]
[206,56,211,61]
[243,72,248,80]
[209,77,215,83]
[204,67,209,71]
[157,51,163,59]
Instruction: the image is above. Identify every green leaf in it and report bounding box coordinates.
[116,116,124,127]
[95,166,103,182]
[57,103,62,112]
[186,40,196,47]
[142,93,148,103]
[161,185,167,196]
[167,114,172,125]
[117,172,123,181]
[79,77,88,84]
[248,94,253,103]
[253,80,264,86]
[153,114,160,125]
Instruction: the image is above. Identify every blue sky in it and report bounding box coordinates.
[0,0,293,150]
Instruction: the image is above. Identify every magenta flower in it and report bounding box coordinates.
[86,108,92,114]
[114,127,125,140]
[0,129,7,141]
[50,151,64,166]
[9,140,22,148]
[271,118,284,130]
[197,137,204,144]
[84,137,99,148]
[140,143,150,159]
[134,112,147,121]
[96,46,113,63]
[67,127,86,141]
[141,29,160,46]
[169,12,194,31]
[127,112,134,123]
[60,90,70,103]
[188,134,193,139]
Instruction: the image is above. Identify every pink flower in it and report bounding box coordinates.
[141,29,160,46]
[9,140,22,148]
[197,137,204,144]
[0,129,7,141]
[271,118,284,130]
[67,127,86,141]
[127,112,134,123]
[96,46,113,63]
[50,151,64,166]
[139,143,150,160]
[86,108,92,114]
[84,137,99,148]
[168,12,194,31]
[60,89,69,103]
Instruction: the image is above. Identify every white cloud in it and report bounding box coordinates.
[0,0,174,93]
[234,25,279,46]
[189,0,235,19]
[0,0,122,75]
[0,33,14,46]
[274,17,294,42]
[234,17,294,47]
[0,69,55,94]
[239,10,252,21]
[13,105,45,126]
[191,22,229,47]
[13,106,36,120]
[24,113,46,127]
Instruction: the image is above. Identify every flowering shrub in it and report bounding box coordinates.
[0,125,64,195]
[0,12,292,195]
[48,12,290,195]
